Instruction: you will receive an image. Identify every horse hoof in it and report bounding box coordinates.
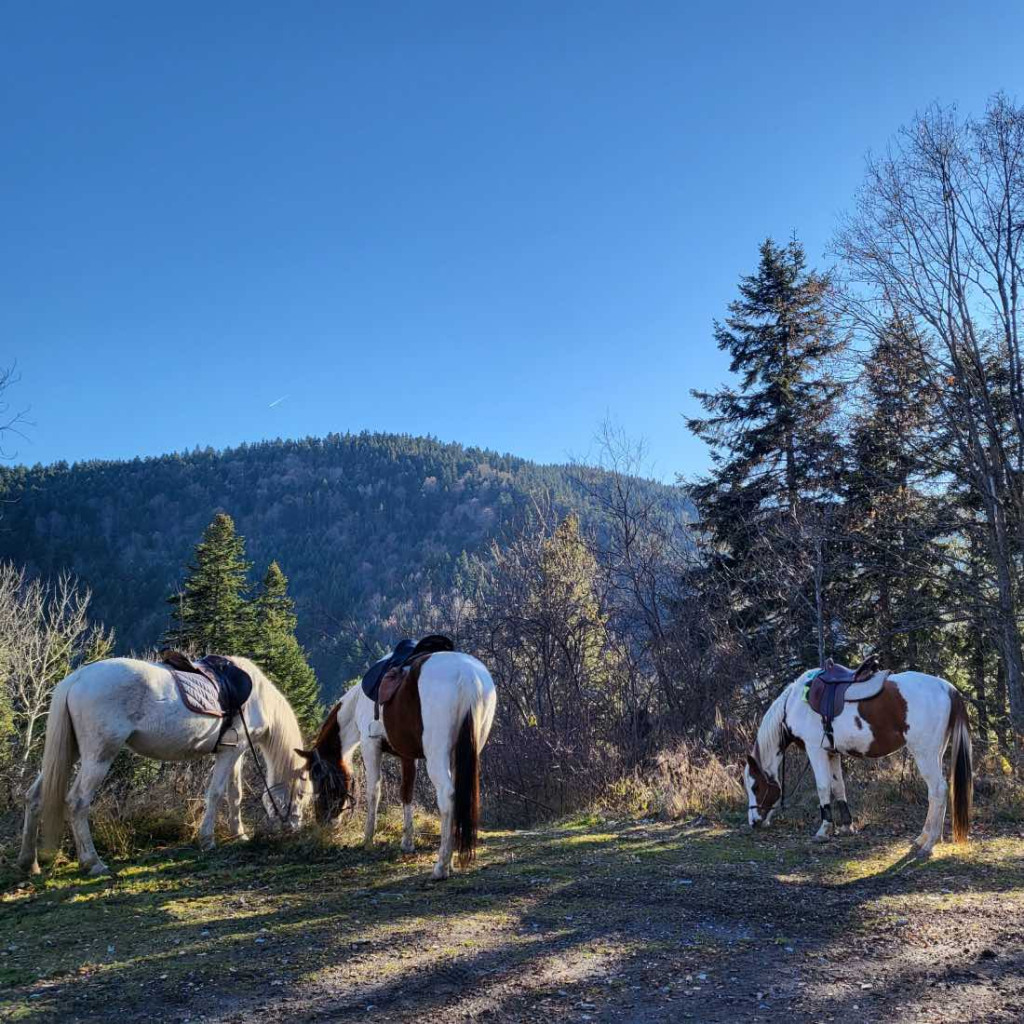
[915,845,934,860]
[401,841,415,855]
[810,833,831,844]
[19,859,40,876]
[363,840,375,852]
[230,832,250,843]
[431,865,450,881]
[87,862,111,877]
[198,837,216,853]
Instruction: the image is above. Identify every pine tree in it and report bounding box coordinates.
[165,513,253,654]
[251,561,321,731]
[841,314,948,669]
[686,238,845,677]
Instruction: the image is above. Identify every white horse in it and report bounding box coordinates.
[304,650,496,880]
[19,656,311,876]
[744,668,972,856]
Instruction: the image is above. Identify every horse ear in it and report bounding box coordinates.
[745,755,759,776]
[294,748,313,761]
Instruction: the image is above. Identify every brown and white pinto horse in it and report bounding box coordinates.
[744,668,972,856]
[302,651,496,879]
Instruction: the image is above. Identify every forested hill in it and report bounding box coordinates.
[0,432,686,688]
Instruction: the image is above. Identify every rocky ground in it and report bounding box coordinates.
[2,810,1023,1023]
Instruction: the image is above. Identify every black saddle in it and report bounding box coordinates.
[806,656,882,746]
[360,635,455,701]
[160,650,253,743]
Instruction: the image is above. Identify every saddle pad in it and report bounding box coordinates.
[171,670,227,718]
[840,670,889,702]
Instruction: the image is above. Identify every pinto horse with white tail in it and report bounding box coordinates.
[302,649,496,879]
[19,656,311,876]
[744,660,972,857]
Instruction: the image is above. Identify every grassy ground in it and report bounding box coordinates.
[2,807,1024,1023]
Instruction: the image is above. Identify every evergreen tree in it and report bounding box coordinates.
[251,561,321,730]
[840,314,948,670]
[165,513,253,653]
[686,238,845,676]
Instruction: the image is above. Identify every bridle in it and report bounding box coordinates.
[309,748,356,819]
[748,707,811,818]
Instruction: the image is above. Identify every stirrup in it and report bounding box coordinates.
[367,719,385,739]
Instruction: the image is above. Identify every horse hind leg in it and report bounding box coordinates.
[17,774,44,875]
[424,746,455,880]
[913,749,948,858]
[67,753,118,875]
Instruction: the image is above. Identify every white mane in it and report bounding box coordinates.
[754,683,794,770]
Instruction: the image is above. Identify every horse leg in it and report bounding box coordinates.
[912,744,948,857]
[17,774,44,875]
[362,739,383,850]
[67,753,117,875]
[807,747,835,843]
[400,757,417,854]
[225,750,249,841]
[827,752,854,833]
[198,747,242,850]
[424,745,455,880]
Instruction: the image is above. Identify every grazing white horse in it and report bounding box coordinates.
[304,651,496,879]
[744,668,972,856]
[19,656,311,876]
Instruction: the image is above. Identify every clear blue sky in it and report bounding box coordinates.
[2,3,1021,481]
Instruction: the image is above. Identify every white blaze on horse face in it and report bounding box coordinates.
[744,763,760,827]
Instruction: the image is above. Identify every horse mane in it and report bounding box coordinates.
[753,683,793,768]
[232,657,304,782]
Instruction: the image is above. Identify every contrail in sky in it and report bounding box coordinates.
[268,394,290,408]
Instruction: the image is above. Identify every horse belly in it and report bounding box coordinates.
[125,710,222,761]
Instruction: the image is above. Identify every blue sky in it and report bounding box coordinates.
[2,3,1021,482]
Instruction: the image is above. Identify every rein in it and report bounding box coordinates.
[239,711,294,825]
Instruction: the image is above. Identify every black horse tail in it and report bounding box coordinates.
[949,689,973,845]
[452,709,480,866]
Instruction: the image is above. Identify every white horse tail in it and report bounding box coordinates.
[949,688,973,844]
[39,675,80,857]
[452,709,480,866]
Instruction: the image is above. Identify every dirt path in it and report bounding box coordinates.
[3,814,1024,1023]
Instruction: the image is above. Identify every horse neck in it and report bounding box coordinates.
[250,668,302,786]
[756,685,792,778]
[334,685,362,763]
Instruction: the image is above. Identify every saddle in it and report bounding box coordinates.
[805,656,888,747]
[160,650,254,746]
[360,635,454,704]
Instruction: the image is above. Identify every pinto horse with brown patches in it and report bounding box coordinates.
[302,651,496,879]
[745,668,972,857]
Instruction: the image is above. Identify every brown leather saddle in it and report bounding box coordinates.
[806,656,888,746]
[160,649,253,746]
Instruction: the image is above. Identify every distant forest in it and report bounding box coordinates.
[0,432,686,692]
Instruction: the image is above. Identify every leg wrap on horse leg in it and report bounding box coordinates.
[833,800,852,827]
[820,804,833,824]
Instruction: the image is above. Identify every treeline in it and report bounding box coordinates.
[0,432,682,686]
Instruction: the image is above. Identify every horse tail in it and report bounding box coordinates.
[948,688,973,845]
[452,708,480,866]
[39,675,80,858]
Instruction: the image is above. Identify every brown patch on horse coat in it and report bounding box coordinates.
[381,655,427,761]
[858,679,910,757]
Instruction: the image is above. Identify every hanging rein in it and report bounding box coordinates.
[239,712,295,825]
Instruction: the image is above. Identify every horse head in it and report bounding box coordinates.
[744,751,781,828]
[299,702,355,825]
